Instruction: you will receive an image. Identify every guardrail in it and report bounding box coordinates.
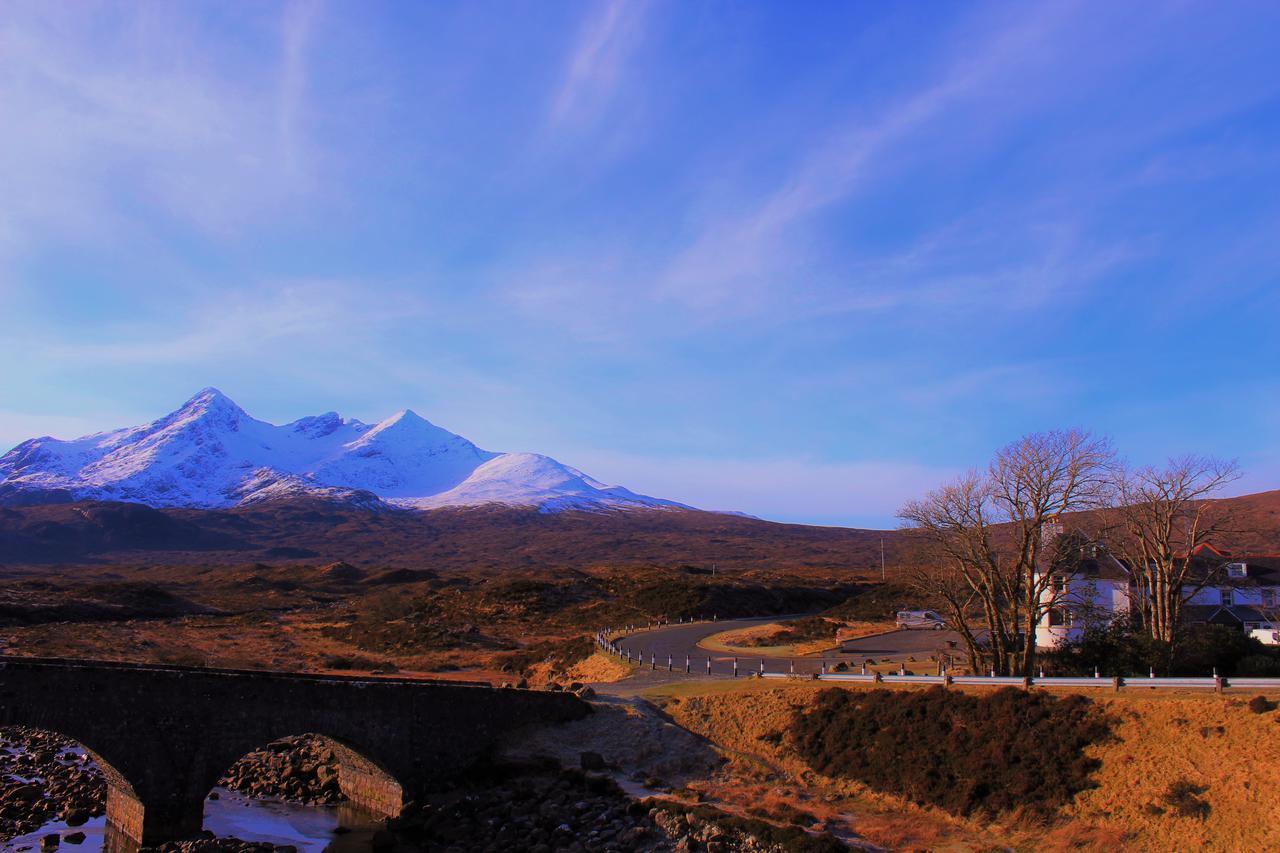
[815,673,877,683]
[950,675,1031,687]
[881,674,946,685]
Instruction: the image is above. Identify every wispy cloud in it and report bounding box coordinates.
[548,0,648,129]
[277,0,321,181]
[655,5,1073,316]
[0,2,324,256]
[6,280,424,366]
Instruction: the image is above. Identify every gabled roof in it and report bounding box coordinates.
[1048,550,1129,581]
[1184,554,1280,586]
[1183,604,1270,625]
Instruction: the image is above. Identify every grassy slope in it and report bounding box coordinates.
[1064,693,1280,851]
[656,681,1280,852]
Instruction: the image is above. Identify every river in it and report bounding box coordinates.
[0,788,383,852]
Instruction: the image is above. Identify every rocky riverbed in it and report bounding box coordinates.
[0,727,105,840]
[217,735,342,805]
[383,760,844,852]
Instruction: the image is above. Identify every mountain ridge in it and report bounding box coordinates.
[0,389,690,513]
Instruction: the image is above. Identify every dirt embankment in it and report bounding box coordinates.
[659,682,1280,852]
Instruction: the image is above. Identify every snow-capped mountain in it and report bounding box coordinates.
[0,388,689,513]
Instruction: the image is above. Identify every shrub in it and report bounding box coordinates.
[504,635,596,674]
[1043,622,1280,677]
[1161,779,1210,819]
[320,653,396,672]
[741,616,838,647]
[790,687,1111,819]
[1247,695,1276,714]
[1236,654,1280,676]
[1173,625,1277,676]
[822,582,927,622]
[154,648,207,667]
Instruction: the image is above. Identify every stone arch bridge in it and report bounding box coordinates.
[0,657,588,849]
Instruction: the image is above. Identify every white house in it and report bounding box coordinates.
[1035,538,1280,649]
[1178,546,1280,644]
[1034,537,1131,649]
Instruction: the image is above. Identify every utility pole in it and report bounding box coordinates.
[880,537,886,581]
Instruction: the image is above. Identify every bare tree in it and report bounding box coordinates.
[991,431,1115,676]
[900,472,1014,674]
[1110,456,1241,645]
[903,538,985,674]
[899,430,1114,675]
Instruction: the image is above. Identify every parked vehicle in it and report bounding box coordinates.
[896,610,946,630]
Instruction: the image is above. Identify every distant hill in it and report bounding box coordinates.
[0,499,892,572]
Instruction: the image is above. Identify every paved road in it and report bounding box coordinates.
[610,616,966,679]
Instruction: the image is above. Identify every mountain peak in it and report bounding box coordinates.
[0,393,690,513]
[363,408,454,441]
[178,387,245,418]
[186,386,231,405]
[389,408,425,424]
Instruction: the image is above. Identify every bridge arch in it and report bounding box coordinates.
[0,723,145,848]
[200,732,405,820]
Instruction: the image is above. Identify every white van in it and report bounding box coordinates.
[896,610,946,630]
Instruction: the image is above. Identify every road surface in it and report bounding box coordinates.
[610,616,966,680]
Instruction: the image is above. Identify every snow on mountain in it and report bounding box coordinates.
[0,388,689,513]
[402,452,677,511]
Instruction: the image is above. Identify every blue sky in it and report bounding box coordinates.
[1,1,1278,527]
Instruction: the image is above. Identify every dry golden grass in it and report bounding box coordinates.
[565,651,636,683]
[657,680,1280,852]
[698,623,792,653]
[1057,693,1280,851]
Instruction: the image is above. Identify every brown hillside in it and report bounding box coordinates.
[1,488,1276,572]
[0,500,893,572]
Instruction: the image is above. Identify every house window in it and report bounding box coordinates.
[1048,608,1068,627]
[1263,589,1277,609]
[1220,588,1233,607]
[1051,575,1069,594]
[1226,562,1247,578]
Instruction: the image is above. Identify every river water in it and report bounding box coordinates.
[0,788,382,852]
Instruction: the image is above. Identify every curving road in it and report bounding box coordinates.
[610,616,966,680]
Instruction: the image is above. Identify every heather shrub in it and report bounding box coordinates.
[1162,779,1210,819]
[1237,654,1280,676]
[1247,695,1276,714]
[790,687,1111,819]
[1043,622,1280,677]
